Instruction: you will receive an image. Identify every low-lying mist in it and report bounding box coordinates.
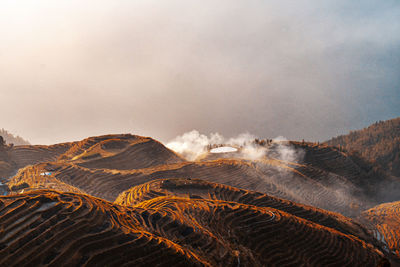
[166,130,305,163]
[165,130,369,216]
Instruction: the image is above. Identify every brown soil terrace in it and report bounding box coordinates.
[0,134,397,266]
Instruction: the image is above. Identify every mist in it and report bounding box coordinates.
[166,130,306,164]
[165,129,367,215]
[166,130,269,161]
[1,0,399,145]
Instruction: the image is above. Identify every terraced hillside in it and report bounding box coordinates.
[10,143,72,169]
[59,134,184,170]
[0,190,202,266]
[0,188,389,266]
[362,201,400,262]
[115,178,375,244]
[6,138,383,217]
[0,145,16,179]
[1,133,397,266]
[292,142,372,186]
[8,157,371,216]
[8,134,183,171]
[0,133,182,177]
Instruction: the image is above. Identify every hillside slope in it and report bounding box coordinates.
[1,134,184,177]
[0,145,16,180]
[0,133,397,265]
[326,117,400,178]
[115,178,375,244]
[362,201,400,261]
[8,157,372,217]
[6,137,391,217]
[0,186,388,266]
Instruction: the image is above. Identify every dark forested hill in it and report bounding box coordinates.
[0,128,30,145]
[326,117,400,177]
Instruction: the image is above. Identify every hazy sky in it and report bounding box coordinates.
[1,0,399,145]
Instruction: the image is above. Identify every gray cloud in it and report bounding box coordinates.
[0,0,399,144]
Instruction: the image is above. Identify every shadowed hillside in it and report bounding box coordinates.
[0,144,16,181]
[326,117,400,178]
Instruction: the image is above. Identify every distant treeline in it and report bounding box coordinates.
[326,117,400,177]
[206,139,274,150]
[0,128,30,146]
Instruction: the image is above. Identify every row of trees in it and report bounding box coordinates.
[206,138,275,150]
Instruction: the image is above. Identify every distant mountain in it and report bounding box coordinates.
[326,117,400,177]
[0,128,30,145]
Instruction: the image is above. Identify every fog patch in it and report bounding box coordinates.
[210,146,237,153]
[166,130,266,161]
[165,130,223,161]
[167,130,367,216]
[268,136,304,163]
[166,130,304,163]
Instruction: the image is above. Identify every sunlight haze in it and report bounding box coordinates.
[1,0,399,144]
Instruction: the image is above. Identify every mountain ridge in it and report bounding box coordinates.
[326,117,400,178]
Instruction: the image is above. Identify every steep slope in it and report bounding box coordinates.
[326,117,400,178]
[0,138,72,181]
[362,201,400,261]
[74,136,185,170]
[201,141,386,209]
[0,190,202,266]
[290,141,394,201]
[3,133,183,174]
[0,189,388,267]
[115,178,375,245]
[4,134,183,177]
[10,143,72,170]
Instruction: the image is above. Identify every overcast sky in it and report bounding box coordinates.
[1,0,399,145]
